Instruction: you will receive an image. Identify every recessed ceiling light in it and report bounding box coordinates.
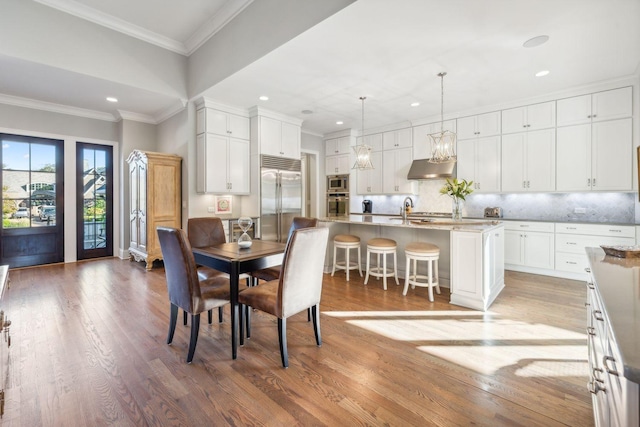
[106,97,118,103]
[411,102,420,107]
[523,35,549,48]
[259,95,269,101]
[301,110,313,114]
[535,70,550,77]
[336,121,344,125]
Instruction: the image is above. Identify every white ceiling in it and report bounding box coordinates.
[3,0,640,133]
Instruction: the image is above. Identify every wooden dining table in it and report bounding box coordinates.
[192,240,286,359]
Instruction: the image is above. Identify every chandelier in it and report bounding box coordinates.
[428,72,457,164]
[352,96,374,170]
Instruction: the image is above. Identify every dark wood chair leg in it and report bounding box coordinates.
[307,308,311,322]
[167,304,178,344]
[218,307,223,323]
[187,313,200,364]
[278,318,288,368]
[239,304,245,346]
[246,304,251,338]
[312,305,321,346]
[183,310,188,326]
[208,309,212,324]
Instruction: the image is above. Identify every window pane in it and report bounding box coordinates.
[31,144,56,172]
[2,141,30,170]
[83,148,95,171]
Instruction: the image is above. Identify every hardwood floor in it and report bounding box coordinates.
[1,259,593,426]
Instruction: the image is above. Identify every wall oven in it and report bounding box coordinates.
[327,174,349,193]
[327,193,349,217]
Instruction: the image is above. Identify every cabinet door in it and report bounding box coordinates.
[556,124,591,191]
[206,109,229,136]
[456,116,478,140]
[363,133,383,152]
[413,120,456,159]
[228,138,250,194]
[382,152,396,193]
[336,154,351,175]
[476,136,501,192]
[260,116,282,156]
[456,139,476,183]
[228,114,250,140]
[592,118,632,191]
[369,151,383,194]
[336,136,351,155]
[592,87,632,122]
[281,122,300,159]
[198,134,228,193]
[325,155,338,175]
[504,230,524,265]
[477,111,501,137]
[325,154,350,175]
[383,148,413,194]
[526,101,556,131]
[395,148,415,193]
[326,139,338,156]
[501,133,526,191]
[557,94,591,127]
[523,232,554,269]
[502,107,527,134]
[525,129,555,192]
[383,128,411,150]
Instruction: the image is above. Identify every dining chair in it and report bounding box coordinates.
[157,226,240,363]
[239,226,329,368]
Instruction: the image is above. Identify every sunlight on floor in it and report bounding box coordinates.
[324,310,587,377]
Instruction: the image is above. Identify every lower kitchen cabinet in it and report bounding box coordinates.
[504,221,554,270]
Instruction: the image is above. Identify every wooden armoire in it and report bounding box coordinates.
[127,150,182,270]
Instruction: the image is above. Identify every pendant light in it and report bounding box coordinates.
[352,96,374,170]
[428,72,457,164]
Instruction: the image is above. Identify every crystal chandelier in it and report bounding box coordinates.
[428,72,457,164]
[352,96,374,170]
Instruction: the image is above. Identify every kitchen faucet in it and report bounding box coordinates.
[401,196,414,220]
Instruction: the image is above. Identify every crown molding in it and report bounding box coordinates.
[154,99,188,123]
[116,110,157,124]
[194,97,249,117]
[248,106,303,126]
[0,93,116,122]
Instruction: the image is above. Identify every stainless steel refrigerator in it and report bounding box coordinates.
[260,155,302,242]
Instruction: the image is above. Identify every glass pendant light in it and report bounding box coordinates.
[428,72,457,164]
[352,96,374,170]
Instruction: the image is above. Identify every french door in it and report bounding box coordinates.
[0,134,64,268]
[76,143,113,260]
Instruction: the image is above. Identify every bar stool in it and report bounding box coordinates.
[364,238,398,290]
[403,242,440,302]
[331,234,362,281]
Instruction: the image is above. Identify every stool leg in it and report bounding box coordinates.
[393,250,399,285]
[382,252,387,290]
[403,255,410,295]
[331,244,337,277]
[364,249,370,285]
[345,246,350,282]
[428,259,434,302]
[357,245,363,277]
[435,258,441,294]
[411,258,417,289]
[376,253,381,281]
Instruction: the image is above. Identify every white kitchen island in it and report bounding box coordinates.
[319,215,505,311]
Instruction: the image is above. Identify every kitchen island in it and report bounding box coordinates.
[319,215,505,311]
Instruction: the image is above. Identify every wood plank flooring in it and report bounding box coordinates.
[0,258,593,426]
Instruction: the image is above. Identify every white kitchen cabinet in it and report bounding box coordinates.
[557,87,632,127]
[556,118,632,191]
[412,120,456,159]
[196,108,250,140]
[457,135,500,193]
[501,101,556,134]
[325,136,351,156]
[456,111,501,140]
[356,133,384,152]
[325,154,350,175]
[504,222,555,270]
[501,129,555,192]
[382,147,415,194]
[258,116,301,159]
[196,133,250,194]
[356,151,383,194]
[383,128,412,150]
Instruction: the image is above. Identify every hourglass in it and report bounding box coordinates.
[237,217,253,248]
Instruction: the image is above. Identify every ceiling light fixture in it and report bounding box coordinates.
[523,35,549,48]
[259,95,269,101]
[411,102,420,107]
[106,97,118,103]
[535,70,550,77]
[428,72,456,164]
[336,121,343,125]
[352,96,374,170]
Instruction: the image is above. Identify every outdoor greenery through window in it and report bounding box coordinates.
[2,139,57,229]
[82,148,107,249]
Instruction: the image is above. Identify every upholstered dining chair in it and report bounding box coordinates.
[239,226,329,368]
[157,226,238,363]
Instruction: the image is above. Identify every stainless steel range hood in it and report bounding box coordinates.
[407,159,456,180]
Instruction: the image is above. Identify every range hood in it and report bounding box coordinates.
[407,159,456,180]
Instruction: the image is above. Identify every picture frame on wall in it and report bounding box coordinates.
[214,196,232,214]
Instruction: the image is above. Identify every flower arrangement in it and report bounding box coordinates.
[440,178,474,200]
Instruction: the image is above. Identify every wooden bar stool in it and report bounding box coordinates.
[331,234,362,281]
[403,242,440,302]
[364,238,399,290]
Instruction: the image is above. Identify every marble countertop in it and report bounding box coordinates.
[320,215,503,233]
[586,247,640,383]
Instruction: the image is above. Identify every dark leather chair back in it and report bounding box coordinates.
[187,217,227,248]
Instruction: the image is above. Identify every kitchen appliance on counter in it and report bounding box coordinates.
[327,193,349,217]
[362,199,373,213]
[327,174,349,193]
[484,207,503,218]
[261,155,302,243]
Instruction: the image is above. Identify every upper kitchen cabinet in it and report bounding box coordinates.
[501,101,555,134]
[356,133,384,152]
[382,128,412,150]
[456,112,501,140]
[501,129,555,192]
[196,107,250,140]
[382,147,415,194]
[326,136,351,156]
[250,107,303,160]
[557,87,632,127]
[457,136,501,193]
[325,136,352,175]
[196,134,250,194]
[356,151,383,195]
[556,118,632,191]
[412,120,456,159]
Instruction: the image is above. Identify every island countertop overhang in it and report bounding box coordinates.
[319,215,503,233]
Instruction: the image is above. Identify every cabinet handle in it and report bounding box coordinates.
[603,356,619,376]
[592,367,605,383]
[520,225,529,227]
[608,229,622,233]
[587,115,592,119]
[566,261,577,265]
[587,178,591,186]
[585,268,591,274]
[587,380,606,395]
[523,181,526,188]
[593,310,604,322]
[592,114,597,118]
[527,180,530,188]
[566,242,577,245]
[587,282,595,290]
[566,227,577,230]
[593,178,596,186]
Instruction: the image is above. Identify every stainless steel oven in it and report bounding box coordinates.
[327,174,349,193]
[327,193,349,217]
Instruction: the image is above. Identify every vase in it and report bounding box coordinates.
[451,197,463,221]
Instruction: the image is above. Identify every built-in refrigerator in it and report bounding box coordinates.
[260,155,302,242]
